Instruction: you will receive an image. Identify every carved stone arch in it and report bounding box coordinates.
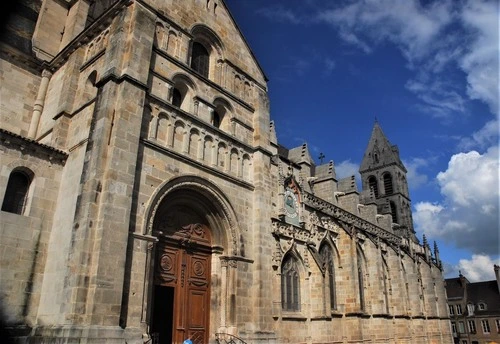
[319,234,342,268]
[212,97,232,130]
[144,175,241,255]
[189,24,225,81]
[189,24,224,59]
[171,73,197,112]
[281,243,309,278]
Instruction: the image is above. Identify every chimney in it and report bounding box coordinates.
[495,265,500,294]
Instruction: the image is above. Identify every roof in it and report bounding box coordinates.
[359,122,406,173]
[445,277,467,300]
[467,280,500,316]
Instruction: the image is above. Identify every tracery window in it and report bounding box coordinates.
[320,244,336,310]
[281,255,300,311]
[1,170,31,215]
[191,42,209,78]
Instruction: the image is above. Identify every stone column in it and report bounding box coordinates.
[28,70,52,139]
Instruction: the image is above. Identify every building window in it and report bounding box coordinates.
[481,320,490,334]
[320,244,336,311]
[458,321,465,333]
[468,320,476,333]
[368,176,379,198]
[281,255,300,311]
[451,322,457,334]
[212,110,221,128]
[456,304,462,315]
[467,303,474,316]
[461,341,468,344]
[449,305,455,315]
[191,42,209,78]
[478,303,486,310]
[383,173,393,195]
[172,87,182,108]
[1,170,31,215]
[496,319,500,332]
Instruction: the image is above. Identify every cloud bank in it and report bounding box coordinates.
[413,145,499,255]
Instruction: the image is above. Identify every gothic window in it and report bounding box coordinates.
[191,42,209,78]
[383,173,393,195]
[281,255,300,311]
[357,246,365,311]
[172,88,182,108]
[320,244,336,310]
[1,170,31,215]
[389,201,398,224]
[368,176,378,198]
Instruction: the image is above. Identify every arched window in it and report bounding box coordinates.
[357,246,365,311]
[389,201,398,224]
[191,42,209,78]
[172,87,182,108]
[320,244,336,310]
[368,176,379,198]
[281,255,300,311]
[212,110,221,128]
[383,173,393,195]
[2,170,31,215]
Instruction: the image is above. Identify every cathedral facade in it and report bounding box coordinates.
[0,1,452,343]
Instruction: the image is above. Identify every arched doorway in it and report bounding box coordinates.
[151,196,213,344]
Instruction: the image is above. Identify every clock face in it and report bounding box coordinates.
[284,189,299,218]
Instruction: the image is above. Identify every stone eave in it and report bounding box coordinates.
[0,129,68,165]
[302,191,403,246]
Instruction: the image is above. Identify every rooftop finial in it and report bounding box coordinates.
[319,152,325,163]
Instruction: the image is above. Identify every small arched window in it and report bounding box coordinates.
[368,176,379,198]
[172,87,182,108]
[281,255,300,311]
[191,42,209,78]
[320,244,336,310]
[212,110,221,128]
[384,173,393,195]
[2,170,31,215]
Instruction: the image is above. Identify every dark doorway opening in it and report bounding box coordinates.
[152,285,174,344]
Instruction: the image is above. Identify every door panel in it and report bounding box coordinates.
[154,227,211,344]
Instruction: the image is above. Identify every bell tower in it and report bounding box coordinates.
[359,122,417,242]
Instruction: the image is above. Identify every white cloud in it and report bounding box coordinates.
[256,6,302,24]
[459,119,500,150]
[335,159,361,188]
[402,157,429,190]
[446,254,500,282]
[335,159,359,179]
[414,145,500,254]
[459,0,500,116]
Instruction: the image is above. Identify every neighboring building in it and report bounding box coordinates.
[446,266,500,344]
[0,1,452,343]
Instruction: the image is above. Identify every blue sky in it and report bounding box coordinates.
[226,0,499,281]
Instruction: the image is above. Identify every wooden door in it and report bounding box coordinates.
[154,224,211,344]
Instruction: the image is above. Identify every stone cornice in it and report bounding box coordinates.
[0,129,68,165]
[301,192,403,246]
